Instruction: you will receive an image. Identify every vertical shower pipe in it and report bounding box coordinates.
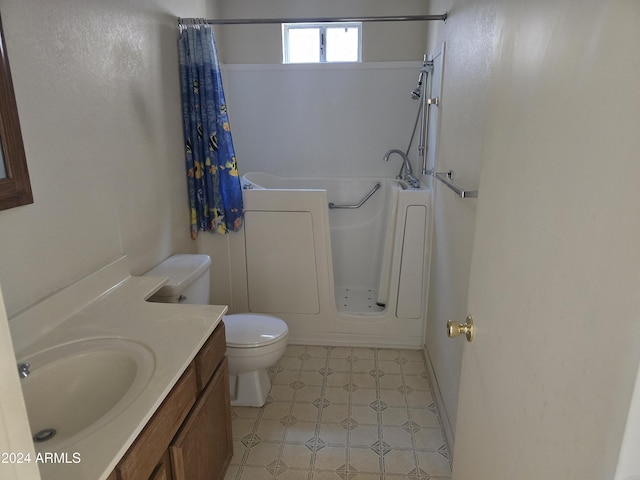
[418,58,434,175]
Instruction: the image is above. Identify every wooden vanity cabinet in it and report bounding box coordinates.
[148,451,172,480]
[170,358,232,480]
[113,322,232,480]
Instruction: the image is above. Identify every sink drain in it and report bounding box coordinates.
[33,428,57,443]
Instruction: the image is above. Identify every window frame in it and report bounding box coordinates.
[282,22,362,64]
[0,13,33,211]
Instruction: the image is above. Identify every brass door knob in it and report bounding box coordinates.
[447,315,474,342]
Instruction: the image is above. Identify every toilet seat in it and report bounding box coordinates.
[224,313,288,348]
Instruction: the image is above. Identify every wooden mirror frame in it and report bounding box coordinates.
[0,13,32,211]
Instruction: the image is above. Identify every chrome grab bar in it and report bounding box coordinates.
[328,182,381,209]
[422,97,439,175]
[435,171,478,198]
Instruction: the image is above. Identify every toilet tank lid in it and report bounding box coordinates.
[145,254,211,297]
[224,314,288,347]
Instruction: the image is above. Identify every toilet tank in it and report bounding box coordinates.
[145,254,211,305]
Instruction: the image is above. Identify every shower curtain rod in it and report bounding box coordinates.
[178,13,447,26]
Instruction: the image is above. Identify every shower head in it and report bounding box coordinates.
[411,55,431,100]
[411,69,425,99]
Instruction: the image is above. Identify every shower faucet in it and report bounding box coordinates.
[383,149,421,188]
[18,362,30,379]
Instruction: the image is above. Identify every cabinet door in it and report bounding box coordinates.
[149,451,172,480]
[170,358,233,480]
[118,365,198,480]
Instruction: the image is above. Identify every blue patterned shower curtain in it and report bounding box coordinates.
[178,24,243,238]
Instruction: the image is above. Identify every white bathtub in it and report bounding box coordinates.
[232,172,432,348]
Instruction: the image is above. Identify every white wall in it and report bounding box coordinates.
[0,0,211,318]
[0,0,214,468]
[423,1,497,442]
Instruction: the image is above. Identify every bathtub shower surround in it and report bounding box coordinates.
[232,173,431,348]
[178,21,243,237]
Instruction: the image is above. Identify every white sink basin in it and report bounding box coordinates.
[19,338,155,450]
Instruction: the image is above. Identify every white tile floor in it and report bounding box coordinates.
[224,345,452,480]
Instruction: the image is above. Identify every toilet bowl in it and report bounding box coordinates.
[224,313,288,407]
[144,254,289,407]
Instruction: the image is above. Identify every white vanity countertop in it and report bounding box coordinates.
[9,256,227,480]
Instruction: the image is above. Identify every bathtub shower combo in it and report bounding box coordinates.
[234,173,431,348]
[230,57,438,348]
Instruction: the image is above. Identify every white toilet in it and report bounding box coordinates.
[145,254,289,407]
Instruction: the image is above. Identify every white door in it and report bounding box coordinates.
[450,144,640,479]
[0,287,41,480]
[448,3,640,477]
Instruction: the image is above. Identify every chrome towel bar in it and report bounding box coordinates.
[435,171,478,199]
[329,182,381,209]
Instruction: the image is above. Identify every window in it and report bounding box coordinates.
[0,14,33,211]
[282,22,362,64]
